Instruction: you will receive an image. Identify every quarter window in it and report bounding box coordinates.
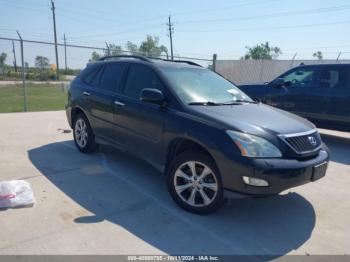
[82,65,102,85]
[123,64,164,99]
[319,68,349,89]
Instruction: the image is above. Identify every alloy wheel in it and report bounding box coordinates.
[173,161,218,207]
[74,118,88,148]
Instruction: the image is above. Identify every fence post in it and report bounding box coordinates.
[212,54,217,72]
[105,42,110,56]
[16,31,27,112]
[290,53,297,68]
[336,52,341,63]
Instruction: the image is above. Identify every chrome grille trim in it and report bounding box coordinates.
[278,129,322,154]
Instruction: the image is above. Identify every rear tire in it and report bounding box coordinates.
[73,113,98,153]
[167,152,224,214]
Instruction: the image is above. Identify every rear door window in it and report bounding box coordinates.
[98,63,127,92]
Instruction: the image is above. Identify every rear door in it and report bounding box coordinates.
[308,66,350,125]
[112,64,167,166]
[84,62,127,140]
[278,66,320,116]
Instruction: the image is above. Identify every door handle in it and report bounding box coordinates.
[114,100,125,107]
[83,91,90,96]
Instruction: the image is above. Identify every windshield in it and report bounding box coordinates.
[160,67,252,104]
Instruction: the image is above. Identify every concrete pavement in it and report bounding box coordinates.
[0,111,349,256]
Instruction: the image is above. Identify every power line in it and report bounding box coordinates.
[179,20,350,33]
[176,4,350,25]
[170,0,278,17]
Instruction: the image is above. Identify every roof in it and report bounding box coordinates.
[297,63,350,67]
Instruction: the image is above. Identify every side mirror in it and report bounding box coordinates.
[140,88,166,106]
[271,78,285,88]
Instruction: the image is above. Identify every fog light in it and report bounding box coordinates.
[242,176,269,187]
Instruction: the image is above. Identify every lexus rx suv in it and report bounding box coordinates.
[66,55,329,214]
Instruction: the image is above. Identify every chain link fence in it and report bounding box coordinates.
[0,37,214,112]
[216,59,350,85]
[1,36,350,112]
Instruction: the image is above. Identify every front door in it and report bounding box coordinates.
[112,64,167,166]
[277,66,319,117]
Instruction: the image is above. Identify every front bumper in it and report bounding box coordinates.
[220,148,329,195]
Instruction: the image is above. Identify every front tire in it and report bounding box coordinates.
[73,113,98,153]
[167,152,224,214]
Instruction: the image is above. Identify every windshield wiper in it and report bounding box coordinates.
[223,100,257,105]
[188,101,222,106]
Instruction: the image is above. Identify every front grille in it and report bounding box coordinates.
[282,131,322,154]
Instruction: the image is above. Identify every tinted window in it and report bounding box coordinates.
[82,65,102,85]
[123,64,164,99]
[281,67,317,88]
[319,67,350,89]
[99,63,126,91]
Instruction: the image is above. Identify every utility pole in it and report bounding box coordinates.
[16,31,27,112]
[63,34,67,72]
[51,0,60,80]
[167,15,174,60]
[12,40,17,72]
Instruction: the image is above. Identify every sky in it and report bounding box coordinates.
[0,0,350,68]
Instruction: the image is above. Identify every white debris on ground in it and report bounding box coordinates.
[0,180,35,208]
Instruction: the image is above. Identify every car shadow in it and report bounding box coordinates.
[28,141,316,257]
[321,134,350,165]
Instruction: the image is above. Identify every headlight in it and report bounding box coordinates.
[226,130,282,158]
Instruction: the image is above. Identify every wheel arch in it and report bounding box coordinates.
[71,106,89,126]
[165,137,218,174]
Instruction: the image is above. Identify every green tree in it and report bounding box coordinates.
[312,51,323,60]
[90,51,102,61]
[0,52,7,67]
[139,36,168,58]
[35,56,50,69]
[126,41,139,55]
[244,42,282,60]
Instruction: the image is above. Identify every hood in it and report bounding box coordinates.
[189,103,315,136]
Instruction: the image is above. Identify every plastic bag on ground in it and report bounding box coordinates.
[0,180,35,208]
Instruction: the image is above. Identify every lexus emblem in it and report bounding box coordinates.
[308,136,317,146]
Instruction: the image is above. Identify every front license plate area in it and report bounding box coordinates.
[312,162,328,181]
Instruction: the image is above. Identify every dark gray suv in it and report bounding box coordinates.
[66,55,329,214]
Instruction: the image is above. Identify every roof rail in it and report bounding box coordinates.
[98,55,152,62]
[98,55,202,67]
[171,60,202,67]
[150,57,202,67]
